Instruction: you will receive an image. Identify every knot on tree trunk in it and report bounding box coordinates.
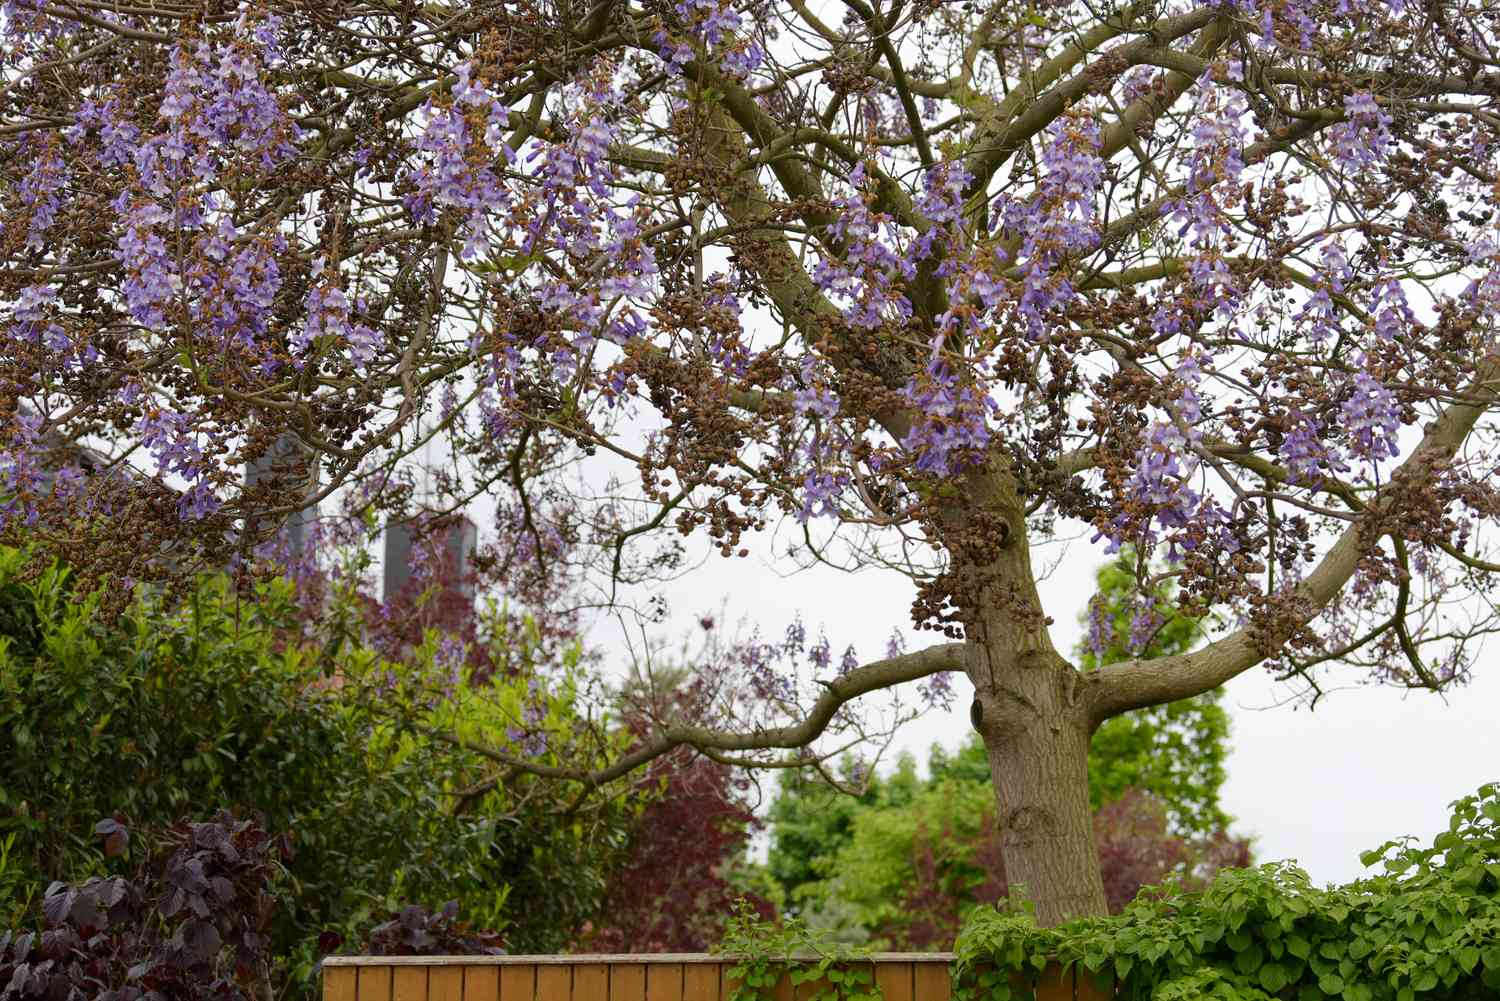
[1001,804,1060,849]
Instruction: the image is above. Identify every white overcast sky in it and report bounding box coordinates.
[582,514,1500,889]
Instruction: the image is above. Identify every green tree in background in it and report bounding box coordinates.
[1079,550,1230,839]
[763,550,1246,943]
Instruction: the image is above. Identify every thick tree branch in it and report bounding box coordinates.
[1083,361,1500,727]
[422,642,966,792]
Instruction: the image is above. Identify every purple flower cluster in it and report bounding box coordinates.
[1278,410,1341,483]
[900,355,995,477]
[788,359,850,521]
[1128,421,1194,509]
[16,137,66,251]
[1369,279,1415,341]
[992,117,1104,336]
[915,161,971,226]
[191,219,284,359]
[69,98,140,167]
[406,63,516,258]
[1165,77,1249,314]
[675,0,741,46]
[916,669,955,710]
[1086,593,1113,661]
[133,37,295,199]
[1295,243,1354,345]
[1330,92,1394,172]
[1342,370,1401,463]
[297,260,383,371]
[0,413,47,530]
[1126,596,1161,654]
[132,405,222,519]
[11,285,72,359]
[813,164,916,329]
[792,356,840,420]
[117,200,176,328]
[798,462,848,521]
[653,0,761,79]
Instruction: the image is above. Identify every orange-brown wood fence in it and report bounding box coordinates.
[322,954,1112,1001]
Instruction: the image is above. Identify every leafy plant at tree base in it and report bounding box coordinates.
[718,902,882,1001]
[951,784,1500,1001]
[0,813,286,1001]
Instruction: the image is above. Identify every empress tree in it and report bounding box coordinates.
[4,0,1500,925]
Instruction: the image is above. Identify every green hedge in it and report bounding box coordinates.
[953,784,1500,1000]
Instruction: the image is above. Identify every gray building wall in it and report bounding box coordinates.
[383,515,478,604]
[243,432,318,555]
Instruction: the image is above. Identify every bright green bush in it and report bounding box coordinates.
[0,546,632,993]
[953,783,1500,1000]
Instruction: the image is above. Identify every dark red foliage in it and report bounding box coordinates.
[877,789,1251,949]
[361,902,505,957]
[0,812,287,1001]
[578,683,773,952]
[887,811,1010,950]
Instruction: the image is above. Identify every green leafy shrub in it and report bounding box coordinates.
[717,901,883,1001]
[0,551,491,955]
[0,547,632,992]
[952,783,1500,1000]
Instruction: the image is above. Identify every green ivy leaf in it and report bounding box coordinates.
[1258,963,1288,993]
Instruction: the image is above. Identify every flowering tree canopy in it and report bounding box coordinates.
[5,0,1500,923]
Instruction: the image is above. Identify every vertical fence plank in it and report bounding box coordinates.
[428,966,463,1001]
[503,965,539,1001]
[683,963,721,1001]
[537,964,572,1001]
[874,961,914,1001]
[721,960,744,1001]
[1073,965,1115,1001]
[325,966,357,1001]
[467,966,501,1001]
[609,964,647,1001]
[359,966,395,1001]
[913,964,949,1001]
[575,963,609,1001]
[394,966,429,1001]
[647,964,684,1001]
[1028,965,1067,1001]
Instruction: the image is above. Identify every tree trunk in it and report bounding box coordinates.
[966,645,1110,930]
[946,462,1109,925]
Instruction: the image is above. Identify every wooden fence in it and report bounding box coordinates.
[322,954,1112,1001]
